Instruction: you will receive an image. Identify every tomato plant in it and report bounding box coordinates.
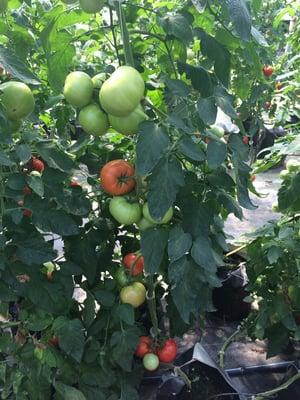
[0,0,275,397]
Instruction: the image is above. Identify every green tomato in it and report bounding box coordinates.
[0,0,8,12]
[279,170,290,180]
[208,125,225,138]
[286,159,300,173]
[79,103,109,136]
[109,197,142,225]
[43,262,55,273]
[187,49,195,60]
[271,202,279,212]
[288,285,300,306]
[99,66,145,117]
[120,282,146,308]
[109,104,147,135]
[137,217,156,231]
[142,203,173,224]
[143,353,159,371]
[115,267,128,288]
[79,0,104,13]
[0,82,35,120]
[92,73,106,89]
[63,71,93,108]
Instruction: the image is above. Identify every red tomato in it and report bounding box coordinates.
[250,175,256,182]
[31,157,45,172]
[263,66,273,77]
[18,200,32,217]
[157,339,177,363]
[23,186,32,196]
[70,180,80,187]
[242,136,249,145]
[100,160,135,195]
[48,336,59,347]
[123,253,144,276]
[135,336,151,358]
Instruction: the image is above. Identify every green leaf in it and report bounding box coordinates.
[191,0,208,12]
[6,173,26,190]
[197,97,217,125]
[0,46,40,85]
[15,144,31,163]
[178,137,206,162]
[26,175,44,197]
[110,328,139,371]
[148,157,184,220]
[267,246,283,264]
[57,319,85,363]
[82,293,96,328]
[207,140,227,169]
[218,192,243,219]
[168,225,192,263]
[15,233,56,265]
[48,46,76,93]
[178,62,213,97]
[0,282,17,301]
[114,304,135,326]
[36,142,75,173]
[54,381,87,400]
[251,27,268,47]
[136,122,170,176]
[165,78,190,97]
[0,150,13,166]
[191,236,217,273]
[141,227,169,274]
[214,86,237,119]
[224,0,251,41]
[158,14,193,45]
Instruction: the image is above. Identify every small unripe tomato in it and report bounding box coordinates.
[143,353,159,371]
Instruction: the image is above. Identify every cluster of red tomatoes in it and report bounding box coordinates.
[63,66,147,137]
[136,336,178,371]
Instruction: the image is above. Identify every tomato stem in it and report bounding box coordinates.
[146,275,159,338]
[114,1,135,67]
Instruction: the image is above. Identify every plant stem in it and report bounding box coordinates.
[219,326,242,368]
[254,372,300,399]
[114,1,134,67]
[144,98,168,119]
[146,275,159,338]
[109,5,121,66]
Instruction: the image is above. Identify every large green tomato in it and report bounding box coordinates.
[0,0,8,12]
[137,217,156,231]
[143,203,173,224]
[79,0,103,13]
[92,73,106,89]
[208,125,225,138]
[63,71,93,108]
[120,282,146,308]
[0,82,35,120]
[99,66,145,117]
[109,197,142,225]
[79,103,109,136]
[108,104,147,135]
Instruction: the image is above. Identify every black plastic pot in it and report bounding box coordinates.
[212,264,251,321]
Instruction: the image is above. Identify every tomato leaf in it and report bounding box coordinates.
[113,304,135,326]
[168,225,192,263]
[214,86,237,119]
[178,137,206,162]
[223,0,251,41]
[82,293,96,328]
[26,175,44,197]
[207,140,227,169]
[158,14,193,45]
[0,46,40,85]
[15,144,31,163]
[15,233,56,265]
[191,236,217,274]
[110,328,140,371]
[141,227,169,274]
[148,157,184,220]
[0,150,14,167]
[178,62,213,97]
[197,97,217,125]
[136,121,170,176]
[54,382,87,400]
[57,319,86,363]
[36,142,75,173]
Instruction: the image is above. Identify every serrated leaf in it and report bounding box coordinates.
[15,233,56,265]
[114,304,135,326]
[165,78,190,97]
[110,328,139,371]
[136,121,170,176]
[178,137,206,162]
[197,97,217,125]
[0,46,40,85]
[168,225,192,262]
[141,227,169,274]
[207,140,227,169]
[15,144,31,163]
[214,86,237,119]
[251,27,268,47]
[224,0,251,41]
[36,142,75,173]
[26,175,44,197]
[54,382,87,400]
[191,236,217,273]
[158,14,193,45]
[178,62,213,97]
[148,157,184,220]
[57,319,85,363]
